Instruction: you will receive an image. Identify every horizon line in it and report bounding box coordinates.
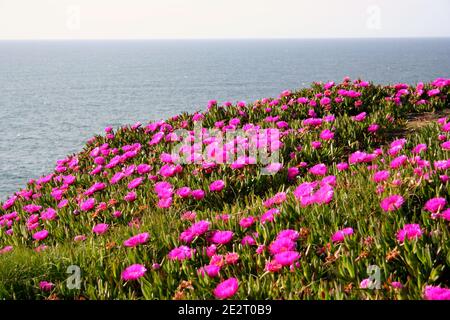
[1,36,450,41]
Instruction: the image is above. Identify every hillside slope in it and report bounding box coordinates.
[1,78,450,300]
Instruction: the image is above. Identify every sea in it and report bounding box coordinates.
[1,38,449,199]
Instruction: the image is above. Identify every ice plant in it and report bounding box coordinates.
[123,232,150,247]
[121,264,147,281]
[213,278,239,299]
[380,195,404,212]
[396,224,422,243]
[331,227,353,243]
[92,223,109,235]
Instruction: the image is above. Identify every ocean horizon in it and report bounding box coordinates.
[1,38,450,199]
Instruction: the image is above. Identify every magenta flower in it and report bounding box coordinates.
[380,195,404,212]
[331,227,353,243]
[123,232,150,247]
[190,220,210,236]
[319,129,334,140]
[353,112,367,122]
[191,189,205,200]
[239,216,256,228]
[0,246,13,255]
[391,282,403,289]
[124,191,137,202]
[121,264,147,281]
[157,197,172,208]
[198,264,220,278]
[74,235,87,242]
[209,230,233,245]
[39,281,55,292]
[424,285,450,300]
[209,180,225,192]
[92,223,109,235]
[168,245,194,261]
[33,230,49,241]
[225,252,239,265]
[368,124,379,133]
[396,224,422,242]
[372,170,390,183]
[274,251,300,266]
[40,208,57,221]
[424,197,447,213]
[309,163,327,176]
[213,278,239,299]
[23,204,42,214]
[80,198,96,211]
[128,177,144,189]
[336,162,349,171]
[176,187,191,198]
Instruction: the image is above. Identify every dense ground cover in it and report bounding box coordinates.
[1,77,449,300]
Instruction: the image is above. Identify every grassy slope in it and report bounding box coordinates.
[0,79,449,299]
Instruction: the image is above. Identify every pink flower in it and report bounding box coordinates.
[391,281,403,289]
[92,223,109,235]
[213,278,239,299]
[396,224,422,242]
[23,204,42,213]
[309,163,327,176]
[190,220,211,236]
[441,141,450,150]
[128,177,143,189]
[319,129,334,140]
[424,197,447,213]
[412,144,427,154]
[210,180,225,192]
[168,245,194,261]
[74,235,87,242]
[121,264,147,281]
[198,264,221,278]
[390,155,408,169]
[225,252,239,265]
[80,198,96,211]
[239,216,256,228]
[40,208,57,221]
[359,278,372,289]
[124,191,137,202]
[210,230,233,245]
[265,260,283,273]
[424,285,450,300]
[176,187,191,198]
[260,208,280,224]
[137,164,151,175]
[191,189,205,200]
[331,227,353,243]
[33,230,49,241]
[241,235,256,246]
[273,251,300,266]
[353,112,367,122]
[373,170,390,183]
[336,162,349,171]
[368,124,379,133]
[123,232,150,247]
[380,195,404,212]
[157,197,172,208]
[39,281,54,292]
[0,246,13,255]
[441,208,450,221]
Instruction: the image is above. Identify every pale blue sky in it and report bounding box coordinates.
[0,0,449,39]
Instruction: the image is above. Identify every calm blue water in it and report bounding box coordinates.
[1,39,450,199]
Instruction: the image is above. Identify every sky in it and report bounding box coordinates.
[0,0,449,39]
